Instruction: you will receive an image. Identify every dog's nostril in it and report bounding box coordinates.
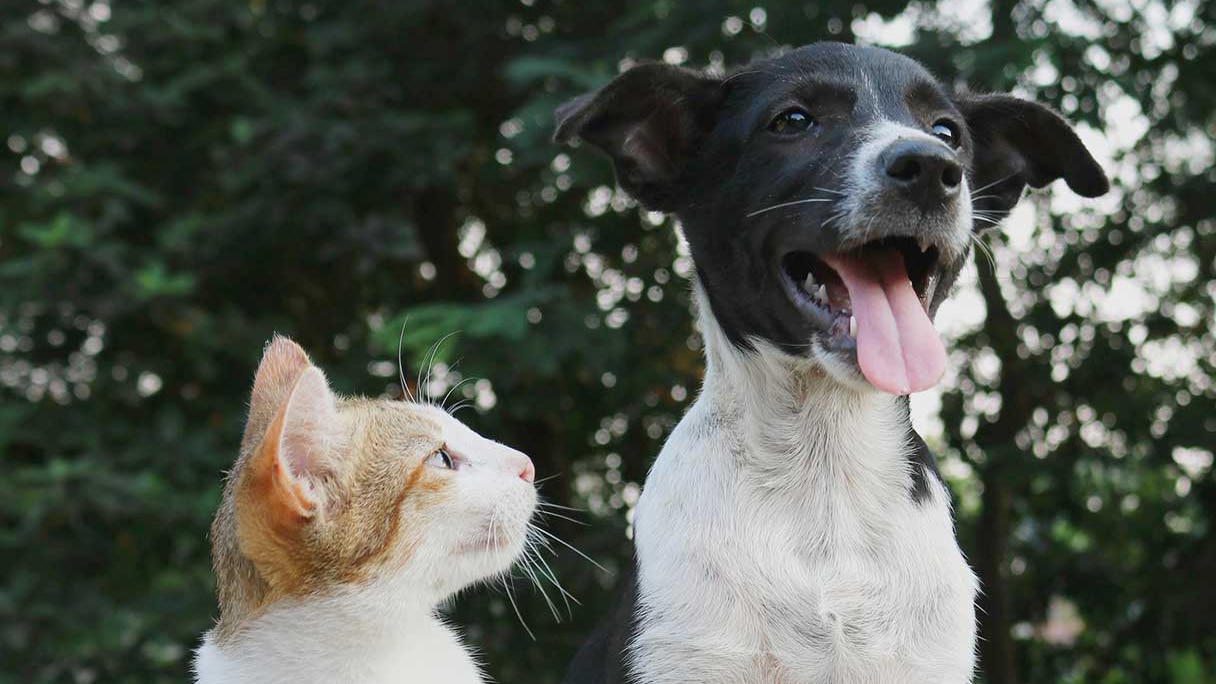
[941,163,962,189]
[885,155,922,183]
[880,140,963,203]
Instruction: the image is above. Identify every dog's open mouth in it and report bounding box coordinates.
[782,237,940,316]
[781,237,947,395]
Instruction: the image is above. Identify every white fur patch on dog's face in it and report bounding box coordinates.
[837,121,974,264]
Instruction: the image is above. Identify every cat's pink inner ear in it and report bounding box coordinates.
[243,335,312,451]
[262,367,339,516]
[279,368,338,479]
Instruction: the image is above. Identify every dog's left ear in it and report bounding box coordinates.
[554,63,722,211]
[955,94,1110,215]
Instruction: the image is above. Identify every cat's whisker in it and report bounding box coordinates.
[500,574,536,640]
[485,505,499,557]
[536,501,587,514]
[396,316,416,403]
[525,542,571,613]
[530,532,557,556]
[518,539,562,622]
[530,526,609,575]
[414,335,433,404]
[529,541,579,620]
[440,357,465,398]
[529,535,579,617]
[418,331,460,405]
[447,400,475,416]
[535,507,588,526]
[440,376,481,412]
[528,526,577,577]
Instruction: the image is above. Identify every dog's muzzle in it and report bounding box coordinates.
[879,139,964,213]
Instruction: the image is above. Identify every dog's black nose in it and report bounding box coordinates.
[880,140,963,209]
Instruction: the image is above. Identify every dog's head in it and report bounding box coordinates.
[555,43,1108,395]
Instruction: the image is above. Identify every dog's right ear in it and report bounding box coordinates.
[553,63,722,211]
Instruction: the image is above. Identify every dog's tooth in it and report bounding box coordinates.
[804,273,816,291]
[815,284,826,302]
[849,315,858,338]
[923,276,938,306]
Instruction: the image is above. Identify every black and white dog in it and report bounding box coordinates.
[555,43,1107,684]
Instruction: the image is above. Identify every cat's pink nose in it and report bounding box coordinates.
[518,458,536,483]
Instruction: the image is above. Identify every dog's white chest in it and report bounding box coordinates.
[629,397,977,684]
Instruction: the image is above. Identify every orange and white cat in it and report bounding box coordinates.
[194,336,537,684]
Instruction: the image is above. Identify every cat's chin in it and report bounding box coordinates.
[449,535,520,567]
[457,532,523,556]
[455,531,529,576]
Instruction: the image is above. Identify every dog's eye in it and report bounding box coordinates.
[427,448,456,470]
[768,109,816,135]
[931,120,960,147]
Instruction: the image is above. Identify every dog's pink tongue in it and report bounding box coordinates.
[820,251,946,395]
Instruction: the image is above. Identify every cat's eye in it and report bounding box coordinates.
[931,119,960,147]
[768,108,816,135]
[427,448,456,470]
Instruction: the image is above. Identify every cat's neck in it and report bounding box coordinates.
[195,585,483,684]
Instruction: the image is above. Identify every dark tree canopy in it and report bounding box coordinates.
[1,1,1213,683]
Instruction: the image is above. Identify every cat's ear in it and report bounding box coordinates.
[241,335,313,452]
[250,366,340,519]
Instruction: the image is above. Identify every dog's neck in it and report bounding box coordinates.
[696,282,907,431]
[692,283,916,515]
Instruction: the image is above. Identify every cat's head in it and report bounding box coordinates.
[211,336,536,630]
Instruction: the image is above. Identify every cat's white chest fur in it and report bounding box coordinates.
[194,598,483,684]
[629,365,977,684]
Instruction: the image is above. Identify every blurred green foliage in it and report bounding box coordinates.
[1,1,1213,683]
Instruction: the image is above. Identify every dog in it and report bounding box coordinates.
[553,42,1108,684]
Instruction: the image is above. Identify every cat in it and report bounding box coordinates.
[194,335,537,684]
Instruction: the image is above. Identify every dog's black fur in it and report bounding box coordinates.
[555,42,1107,683]
[556,43,1105,362]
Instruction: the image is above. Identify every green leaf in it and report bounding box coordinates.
[16,212,92,249]
[132,261,196,299]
